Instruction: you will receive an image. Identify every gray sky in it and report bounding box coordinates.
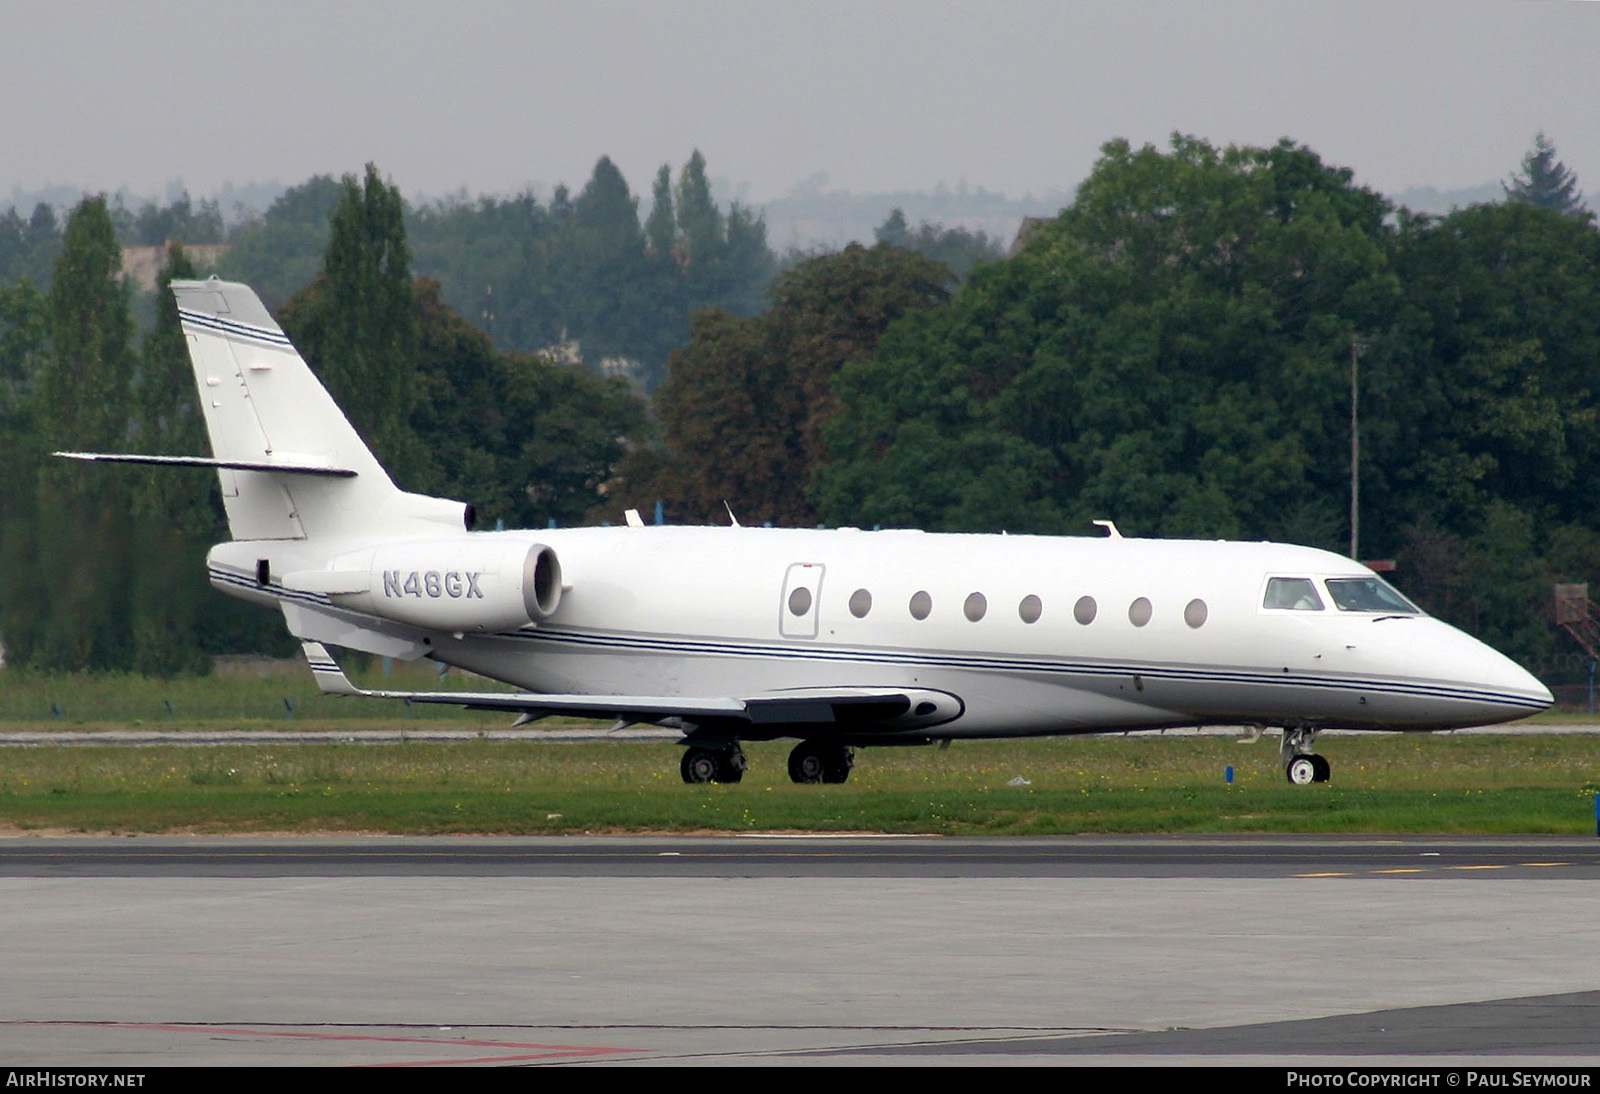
[3,0,1596,205]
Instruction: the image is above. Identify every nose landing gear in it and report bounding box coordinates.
[1281,727,1331,785]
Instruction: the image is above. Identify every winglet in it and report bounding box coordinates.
[301,641,362,696]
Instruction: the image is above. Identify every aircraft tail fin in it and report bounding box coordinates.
[168,278,466,542]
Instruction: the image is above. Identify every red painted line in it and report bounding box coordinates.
[27,1022,641,1059]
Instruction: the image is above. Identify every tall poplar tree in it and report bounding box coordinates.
[645,164,676,254]
[128,245,215,674]
[35,196,136,668]
[0,279,51,664]
[281,163,421,483]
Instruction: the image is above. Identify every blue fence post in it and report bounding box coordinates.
[283,697,295,718]
[1225,765,1234,785]
[654,500,665,526]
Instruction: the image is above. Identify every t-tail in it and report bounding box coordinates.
[58,276,468,543]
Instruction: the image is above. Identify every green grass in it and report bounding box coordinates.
[2,734,1597,836]
[0,663,531,728]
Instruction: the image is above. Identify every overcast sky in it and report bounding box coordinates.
[3,0,1596,206]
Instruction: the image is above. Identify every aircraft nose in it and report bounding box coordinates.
[1419,621,1552,724]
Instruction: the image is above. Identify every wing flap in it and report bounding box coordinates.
[299,643,963,730]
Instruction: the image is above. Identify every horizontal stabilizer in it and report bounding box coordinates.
[54,452,358,477]
[299,643,963,730]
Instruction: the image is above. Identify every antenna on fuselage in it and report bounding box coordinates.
[723,501,742,528]
[1093,519,1123,539]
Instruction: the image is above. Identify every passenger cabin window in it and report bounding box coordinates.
[1325,577,1420,614]
[849,589,872,618]
[1263,577,1324,611]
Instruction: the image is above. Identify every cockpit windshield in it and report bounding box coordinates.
[1324,577,1421,614]
[1263,577,1324,611]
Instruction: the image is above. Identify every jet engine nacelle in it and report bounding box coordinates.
[329,539,562,633]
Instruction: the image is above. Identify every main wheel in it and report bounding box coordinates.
[681,747,720,784]
[1286,755,1318,786]
[788,741,827,784]
[1310,754,1331,783]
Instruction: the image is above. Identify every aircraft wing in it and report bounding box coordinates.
[300,643,962,730]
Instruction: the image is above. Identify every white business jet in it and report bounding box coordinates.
[61,279,1552,786]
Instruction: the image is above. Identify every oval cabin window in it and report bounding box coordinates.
[963,592,987,622]
[788,587,813,616]
[1074,595,1097,625]
[1018,595,1042,624]
[909,591,933,620]
[1184,598,1208,628]
[849,589,872,618]
[1128,597,1152,627]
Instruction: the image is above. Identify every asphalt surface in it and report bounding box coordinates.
[2,834,1599,879]
[2,835,1599,1067]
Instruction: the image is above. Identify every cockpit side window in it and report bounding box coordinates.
[1324,577,1421,614]
[1264,577,1324,611]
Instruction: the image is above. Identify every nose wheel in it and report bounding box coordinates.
[1280,728,1331,785]
[1285,753,1331,785]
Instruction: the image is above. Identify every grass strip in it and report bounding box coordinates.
[2,734,1597,836]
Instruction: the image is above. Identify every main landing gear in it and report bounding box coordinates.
[787,740,853,785]
[680,744,746,784]
[1280,727,1331,786]
[678,740,856,784]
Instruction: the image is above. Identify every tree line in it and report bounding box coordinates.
[640,134,1597,683]
[0,133,1594,685]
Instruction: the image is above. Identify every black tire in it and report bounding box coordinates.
[1310,754,1331,783]
[681,748,719,784]
[822,746,854,784]
[788,742,826,784]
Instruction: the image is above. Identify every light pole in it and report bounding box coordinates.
[1349,337,1368,560]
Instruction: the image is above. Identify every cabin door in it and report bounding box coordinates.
[779,562,825,639]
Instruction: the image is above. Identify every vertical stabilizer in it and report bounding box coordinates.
[173,278,465,542]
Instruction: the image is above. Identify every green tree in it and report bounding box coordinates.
[646,242,949,525]
[817,136,1399,543]
[645,164,677,254]
[674,149,722,265]
[218,175,345,310]
[125,245,222,675]
[405,278,647,528]
[34,197,137,668]
[874,207,1003,281]
[1504,132,1586,215]
[279,163,421,483]
[0,278,51,664]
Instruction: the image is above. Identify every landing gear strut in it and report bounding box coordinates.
[680,744,745,784]
[788,740,854,784]
[1280,727,1331,786]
